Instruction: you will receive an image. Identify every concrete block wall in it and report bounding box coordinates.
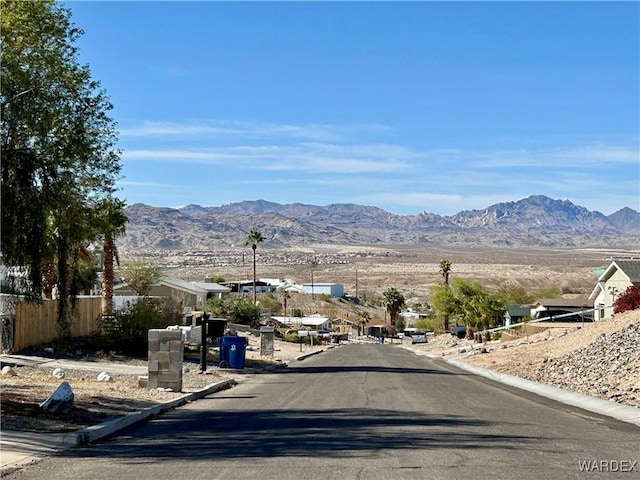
[148,329,183,391]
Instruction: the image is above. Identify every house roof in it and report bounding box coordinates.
[506,304,531,316]
[533,298,592,308]
[589,259,640,300]
[159,276,231,294]
[270,316,330,327]
[599,259,640,283]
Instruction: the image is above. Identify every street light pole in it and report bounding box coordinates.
[355,267,358,298]
[310,257,317,300]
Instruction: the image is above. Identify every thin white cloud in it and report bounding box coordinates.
[122,144,412,173]
[469,145,639,168]
[118,180,179,188]
[119,120,392,142]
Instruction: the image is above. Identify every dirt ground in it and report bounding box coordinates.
[0,337,314,433]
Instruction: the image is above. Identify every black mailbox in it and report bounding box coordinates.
[200,314,227,371]
[205,318,227,338]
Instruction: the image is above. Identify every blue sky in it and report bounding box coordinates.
[69,1,639,216]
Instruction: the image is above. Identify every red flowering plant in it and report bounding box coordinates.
[613,286,640,314]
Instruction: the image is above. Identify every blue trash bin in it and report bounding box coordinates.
[219,336,246,369]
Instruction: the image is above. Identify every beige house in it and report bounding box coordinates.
[589,259,640,321]
[114,276,230,311]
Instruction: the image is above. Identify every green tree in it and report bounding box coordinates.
[429,283,458,327]
[533,286,562,299]
[1,0,121,335]
[382,287,405,327]
[495,280,535,305]
[94,198,128,315]
[431,278,505,340]
[122,261,161,297]
[244,228,265,305]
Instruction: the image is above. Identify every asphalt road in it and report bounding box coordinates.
[6,344,639,480]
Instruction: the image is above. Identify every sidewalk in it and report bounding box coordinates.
[0,353,148,375]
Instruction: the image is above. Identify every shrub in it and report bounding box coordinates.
[256,293,282,314]
[106,297,182,357]
[206,296,261,327]
[283,332,301,343]
[613,286,640,314]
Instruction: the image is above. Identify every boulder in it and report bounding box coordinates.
[1,365,17,376]
[40,381,74,413]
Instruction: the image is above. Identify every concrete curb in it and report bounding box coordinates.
[404,346,640,427]
[75,379,236,448]
[294,349,324,361]
[69,378,237,446]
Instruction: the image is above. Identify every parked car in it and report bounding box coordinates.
[451,326,467,339]
[409,331,427,344]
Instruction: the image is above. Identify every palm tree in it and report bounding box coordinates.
[439,259,452,285]
[439,259,452,332]
[382,287,405,328]
[279,288,291,317]
[356,310,371,336]
[95,198,128,315]
[245,227,264,304]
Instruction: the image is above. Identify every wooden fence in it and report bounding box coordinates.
[12,297,102,352]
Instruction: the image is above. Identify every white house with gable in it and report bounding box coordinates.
[589,259,640,321]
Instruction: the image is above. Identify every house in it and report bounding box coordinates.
[504,304,531,326]
[301,283,344,298]
[531,298,593,321]
[221,280,274,294]
[589,259,640,321]
[401,308,430,328]
[270,315,332,331]
[113,276,230,311]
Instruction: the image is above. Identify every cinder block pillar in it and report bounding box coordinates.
[260,326,275,358]
[148,329,183,391]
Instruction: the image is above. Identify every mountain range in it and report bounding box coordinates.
[119,195,640,251]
